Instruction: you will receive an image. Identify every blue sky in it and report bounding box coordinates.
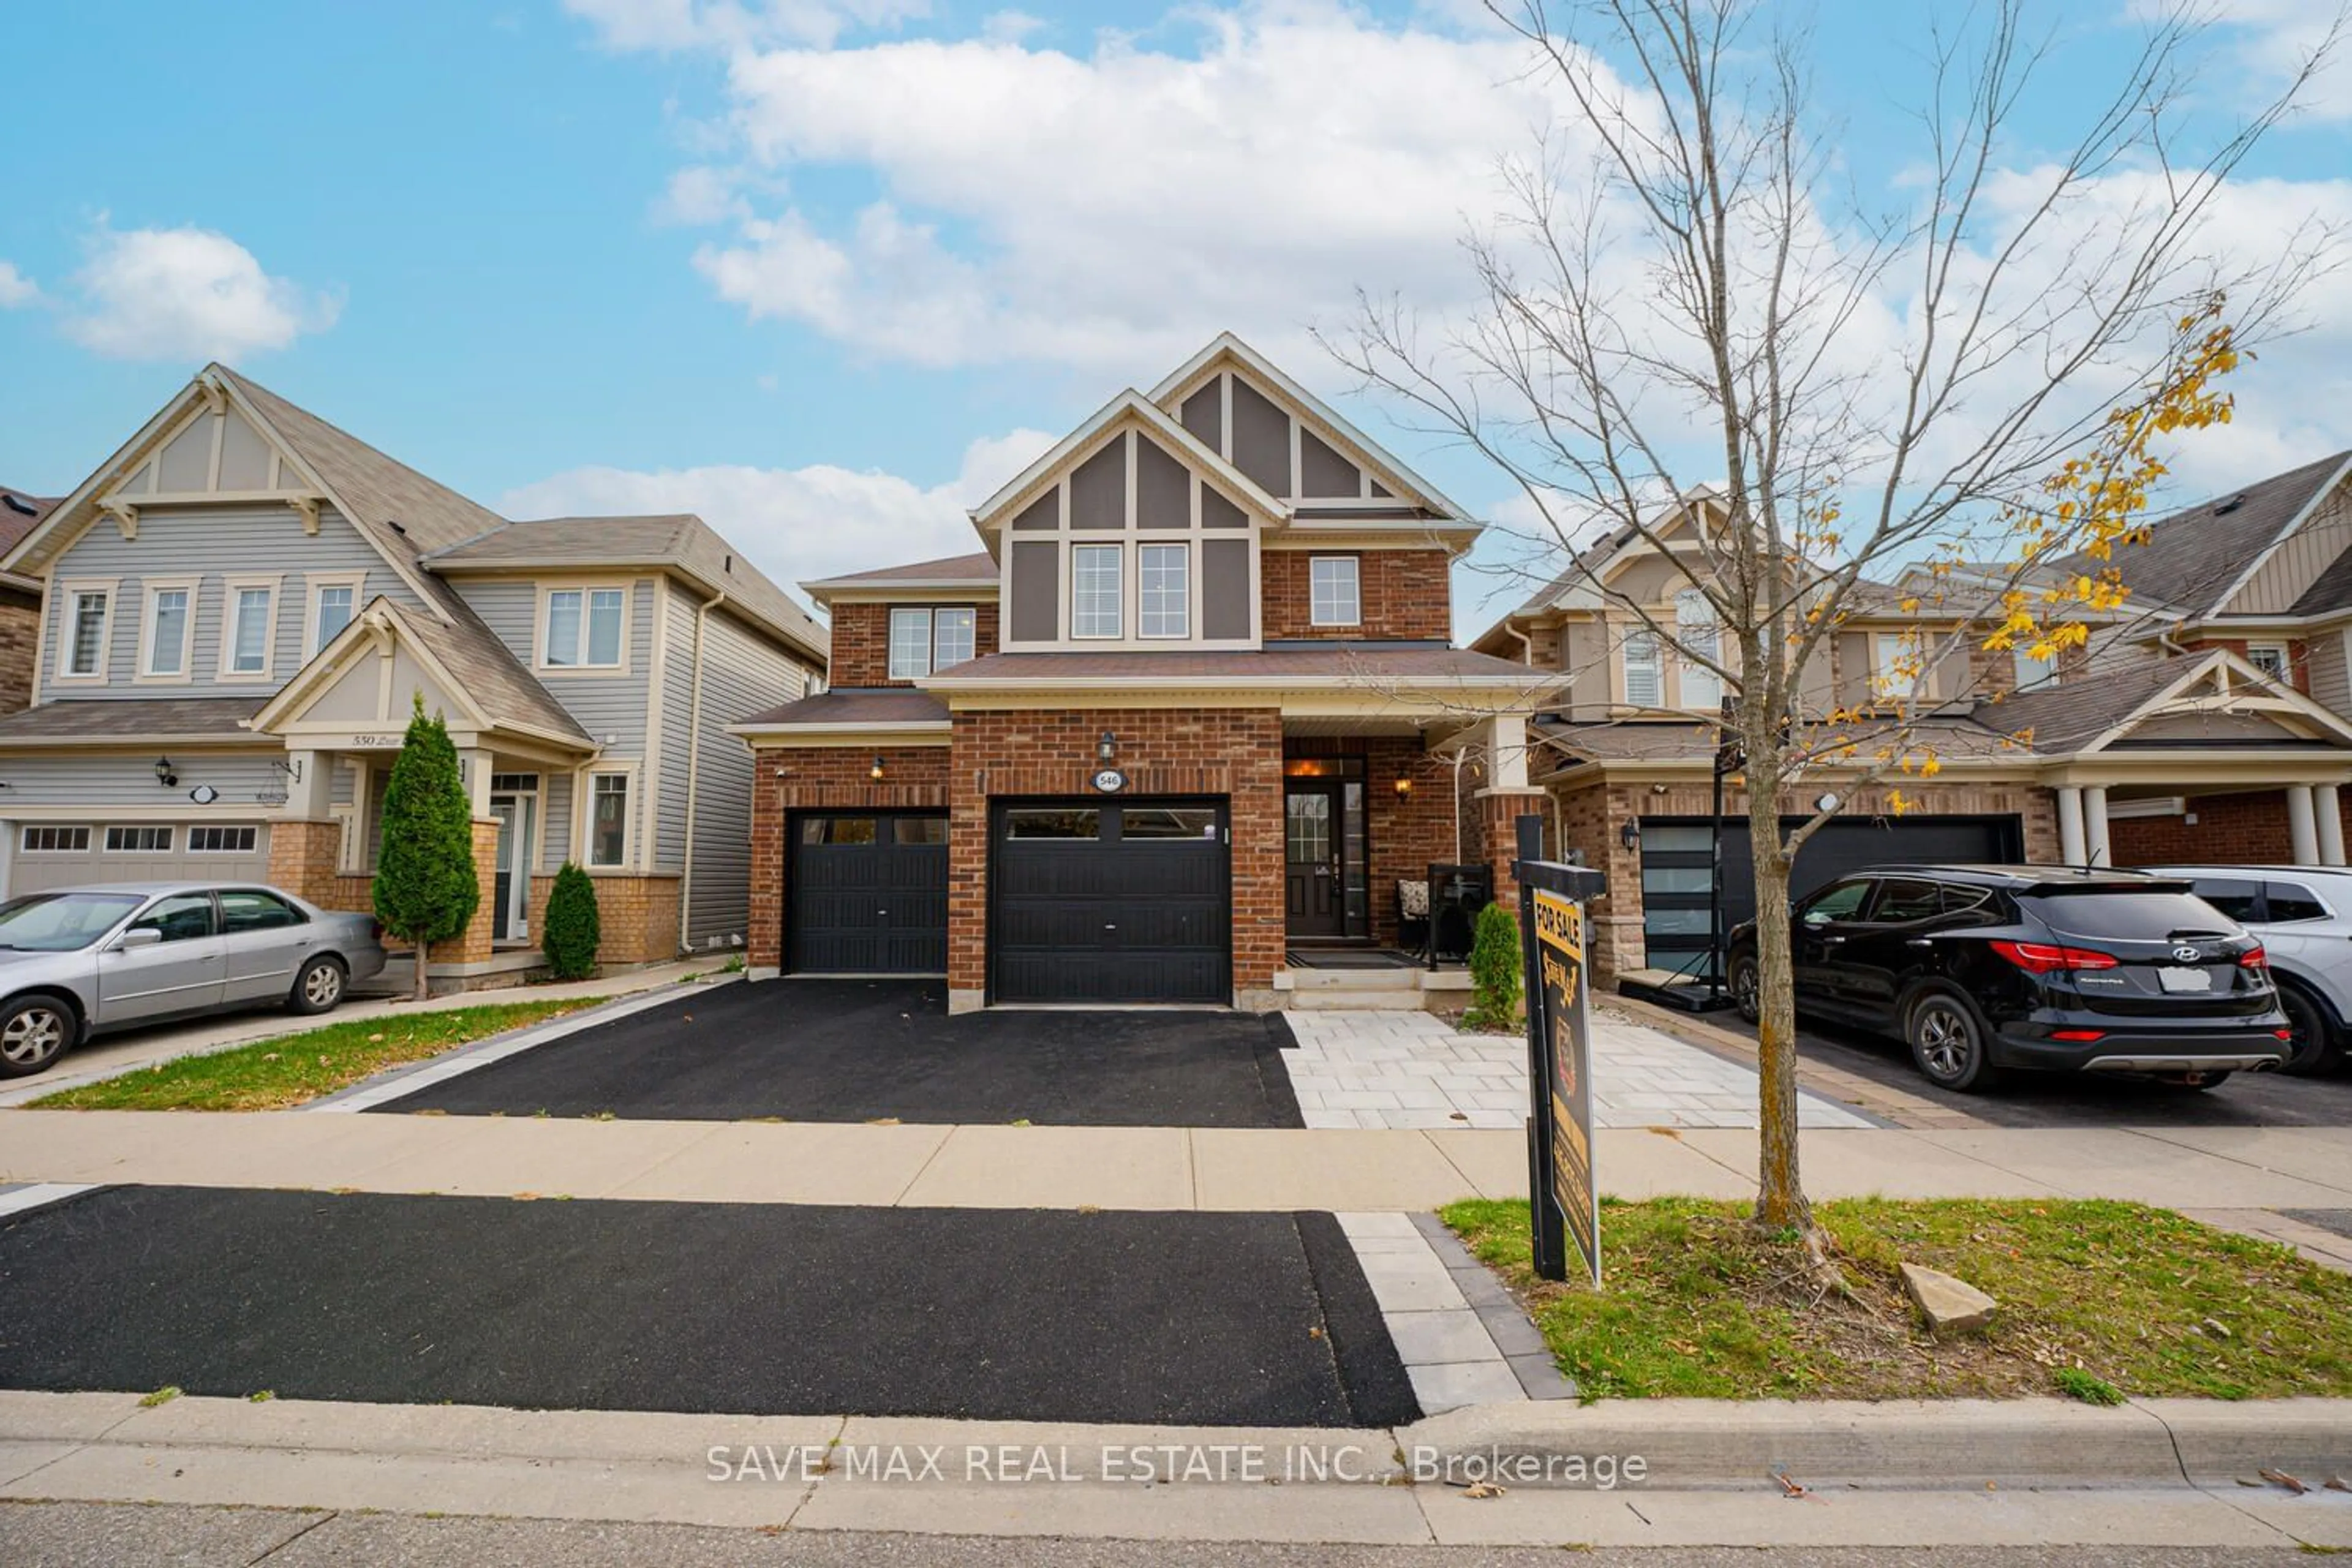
[3,1,2347,635]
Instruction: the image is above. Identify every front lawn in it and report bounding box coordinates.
[1444,1196,2352,1401]
[29,1000,595,1112]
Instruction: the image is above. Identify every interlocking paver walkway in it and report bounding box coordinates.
[1280,1012,1876,1131]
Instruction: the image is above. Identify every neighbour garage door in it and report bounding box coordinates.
[992,799,1230,1005]
[787,812,949,974]
[7,823,273,898]
[1640,814,2019,977]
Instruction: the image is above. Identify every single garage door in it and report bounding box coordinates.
[992,799,1230,1005]
[7,822,274,898]
[788,812,948,974]
[1641,813,2020,977]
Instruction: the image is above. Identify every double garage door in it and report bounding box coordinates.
[7,823,273,898]
[1641,813,2021,977]
[784,798,1231,1005]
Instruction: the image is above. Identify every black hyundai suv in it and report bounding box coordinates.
[1725,865,2292,1092]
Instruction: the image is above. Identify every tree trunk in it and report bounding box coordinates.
[1744,755,1812,1233]
[412,938,431,1003]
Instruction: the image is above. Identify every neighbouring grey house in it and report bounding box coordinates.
[0,364,826,979]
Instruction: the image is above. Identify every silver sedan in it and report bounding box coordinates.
[0,882,388,1077]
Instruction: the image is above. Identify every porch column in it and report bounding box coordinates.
[2082,786,2111,869]
[2318,784,2346,867]
[459,748,494,819]
[284,748,333,818]
[2288,784,2321,865]
[2056,786,2086,867]
[1484,714,1531,790]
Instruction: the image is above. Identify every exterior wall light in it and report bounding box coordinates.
[1619,818,1641,851]
[1098,730,1117,762]
[154,756,178,788]
[869,755,886,782]
[1394,775,1414,797]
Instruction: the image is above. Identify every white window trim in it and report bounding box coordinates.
[1621,627,1663,707]
[53,578,118,685]
[1137,542,1191,640]
[20,825,92,854]
[930,605,978,669]
[136,576,202,684]
[1070,543,1125,640]
[304,571,367,659]
[1674,590,1723,714]
[2246,643,2290,679]
[214,573,284,683]
[888,606,935,680]
[2012,646,2057,692]
[186,824,262,854]
[535,581,633,674]
[579,763,639,870]
[1308,556,1362,628]
[1872,631,1926,701]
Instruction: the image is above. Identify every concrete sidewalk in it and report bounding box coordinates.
[0,959,731,1110]
[0,1392,2344,1548]
[2,1111,2349,1213]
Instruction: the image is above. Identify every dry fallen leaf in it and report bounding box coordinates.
[866,1117,901,1126]
[1774,1472,1810,1499]
[2260,1468,2307,1494]
[1460,1480,1506,1499]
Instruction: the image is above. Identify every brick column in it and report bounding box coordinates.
[267,819,345,908]
[424,818,500,968]
[1474,788,1550,909]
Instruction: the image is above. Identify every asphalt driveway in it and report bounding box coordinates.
[377,979,1303,1128]
[0,1186,1414,1428]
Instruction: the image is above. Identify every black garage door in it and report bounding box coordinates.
[992,799,1231,1005]
[788,812,949,974]
[1642,813,2020,978]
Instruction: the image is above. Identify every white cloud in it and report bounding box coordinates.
[677,9,1578,371]
[654,164,753,225]
[0,262,37,309]
[497,427,1055,600]
[979,10,1044,44]
[2130,0,2352,121]
[565,0,929,51]
[62,224,338,362]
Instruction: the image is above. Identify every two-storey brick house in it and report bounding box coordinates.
[736,334,1555,1010]
[0,366,826,984]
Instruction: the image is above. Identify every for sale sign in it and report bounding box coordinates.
[1532,887,1599,1286]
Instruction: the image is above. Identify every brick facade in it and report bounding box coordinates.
[2108,788,2298,865]
[1260,549,1453,641]
[1284,735,1469,946]
[1553,776,2060,978]
[829,601,1000,688]
[0,590,38,715]
[528,872,681,965]
[948,706,1286,1001]
[746,742,956,971]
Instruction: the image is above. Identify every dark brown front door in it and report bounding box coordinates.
[1285,783,1344,937]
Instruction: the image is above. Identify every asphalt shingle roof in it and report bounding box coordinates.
[736,687,949,729]
[0,696,266,743]
[925,647,1547,683]
[807,552,997,589]
[2065,449,2352,617]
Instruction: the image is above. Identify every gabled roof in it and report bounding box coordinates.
[967,388,1287,535]
[802,551,999,601]
[1148,332,1474,522]
[1978,647,2352,754]
[2063,449,2352,618]
[423,513,826,664]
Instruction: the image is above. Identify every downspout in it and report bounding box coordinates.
[676,592,722,955]
[1505,625,1535,666]
[1452,747,1466,863]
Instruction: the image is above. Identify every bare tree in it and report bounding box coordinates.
[1329,0,2342,1249]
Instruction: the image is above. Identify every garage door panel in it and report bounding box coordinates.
[992,799,1231,1005]
[788,813,948,975]
[6,823,273,898]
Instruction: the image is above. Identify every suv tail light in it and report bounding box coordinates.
[2239,946,2268,970]
[1989,940,2119,974]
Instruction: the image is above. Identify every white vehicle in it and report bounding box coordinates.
[2138,866,2352,1075]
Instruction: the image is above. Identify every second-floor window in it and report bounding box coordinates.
[2013,646,2056,691]
[1623,628,1662,706]
[1072,545,1123,638]
[1874,631,1924,699]
[546,587,625,669]
[887,607,976,679]
[1310,557,1360,627]
[227,584,275,676]
[314,582,356,652]
[1140,544,1189,638]
[144,586,192,677]
[2248,644,2289,680]
[66,590,109,677]
[1676,589,1721,713]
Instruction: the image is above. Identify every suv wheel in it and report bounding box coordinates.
[1907,991,1997,1093]
[2274,982,2337,1076]
[1728,950,1760,1024]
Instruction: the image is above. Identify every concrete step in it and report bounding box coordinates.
[1286,987,1431,1011]
[1283,967,1430,989]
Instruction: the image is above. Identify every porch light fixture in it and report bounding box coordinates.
[1393,775,1414,797]
[1619,818,1640,851]
[869,755,886,782]
[153,756,178,788]
[1097,730,1117,762]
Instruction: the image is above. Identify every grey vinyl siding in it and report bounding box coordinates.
[682,607,811,947]
[541,771,573,869]
[454,578,655,757]
[2231,486,2351,616]
[0,750,284,809]
[39,505,420,704]
[655,587,697,875]
[2311,628,2352,715]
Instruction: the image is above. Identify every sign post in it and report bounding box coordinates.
[1515,817,1605,1286]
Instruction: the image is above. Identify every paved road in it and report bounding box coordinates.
[0,1186,1409,1427]
[0,1504,2314,1566]
[378,978,1304,1128]
[1694,1008,2352,1129]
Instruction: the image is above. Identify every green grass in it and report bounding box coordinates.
[29,1000,595,1112]
[1443,1196,2352,1401]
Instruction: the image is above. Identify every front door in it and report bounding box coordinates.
[1285,782,1344,937]
[491,795,533,943]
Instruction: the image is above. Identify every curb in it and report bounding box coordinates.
[305,974,739,1112]
[1398,1396,2352,1488]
